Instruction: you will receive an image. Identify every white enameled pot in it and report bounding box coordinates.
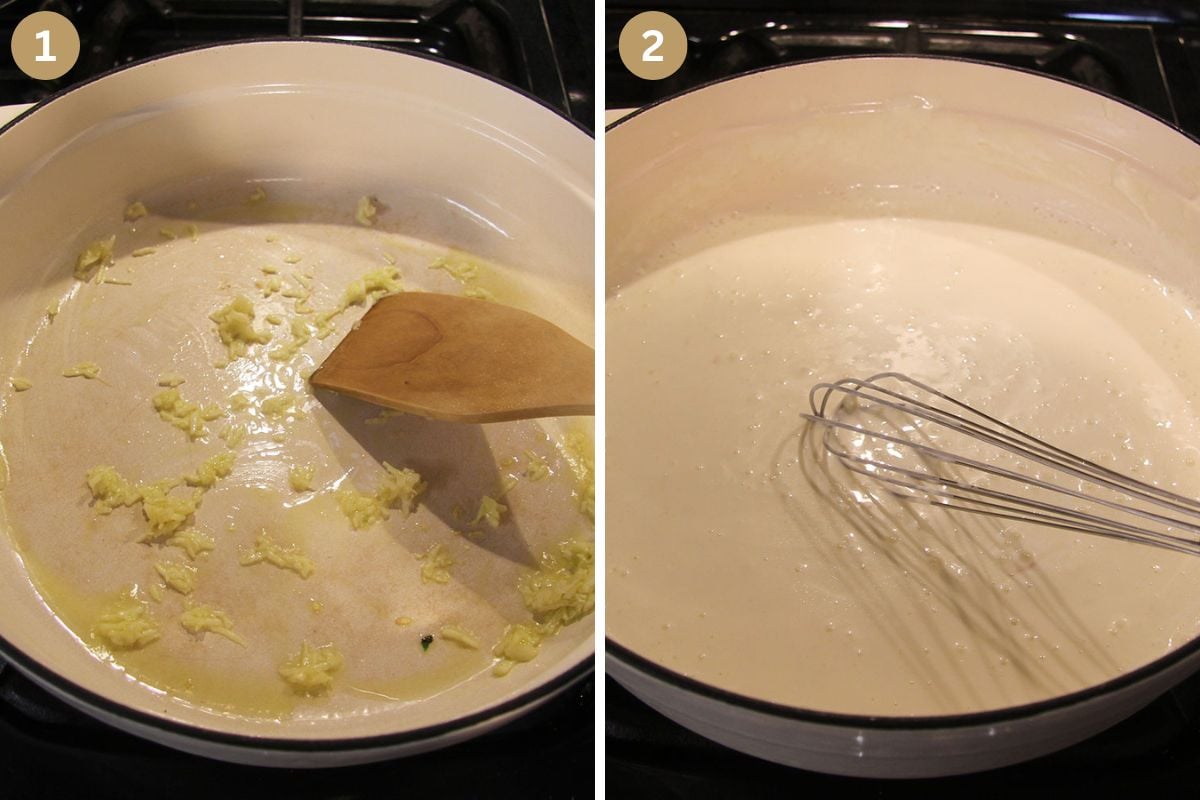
[0,40,593,767]
[606,56,1200,778]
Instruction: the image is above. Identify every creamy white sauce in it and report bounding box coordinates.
[607,216,1200,716]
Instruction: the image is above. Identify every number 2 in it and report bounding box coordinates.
[35,29,56,62]
[642,29,664,62]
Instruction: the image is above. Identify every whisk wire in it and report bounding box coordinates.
[804,372,1200,557]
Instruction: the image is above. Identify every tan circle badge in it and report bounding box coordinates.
[619,11,687,81]
[11,11,81,81]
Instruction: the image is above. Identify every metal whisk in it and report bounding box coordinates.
[802,372,1200,556]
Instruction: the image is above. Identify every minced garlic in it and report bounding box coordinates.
[85,465,141,514]
[519,538,595,630]
[471,495,507,528]
[492,623,543,676]
[355,195,378,227]
[377,463,425,515]
[180,603,246,646]
[337,463,425,529]
[280,273,315,314]
[279,642,343,695]
[260,393,300,419]
[428,250,497,300]
[155,561,198,595]
[288,464,316,493]
[139,483,203,541]
[156,373,186,388]
[10,377,32,392]
[464,286,495,301]
[166,529,215,560]
[429,252,479,284]
[311,266,403,340]
[124,201,148,221]
[239,530,314,578]
[183,452,235,488]
[158,228,177,240]
[337,490,385,530]
[152,387,223,440]
[131,247,157,257]
[219,424,247,449]
[418,543,454,584]
[560,431,595,523]
[439,624,481,650]
[62,362,101,379]
[269,318,312,362]
[493,538,594,677]
[94,593,160,650]
[209,295,272,361]
[525,450,551,481]
[256,274,283,297]
[87,455,231,541]
[74,235,116,281]
[247,186,267,203]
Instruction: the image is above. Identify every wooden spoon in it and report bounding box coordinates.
[309,292,594,423]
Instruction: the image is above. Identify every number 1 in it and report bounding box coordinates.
[642,29,664,62]
[35,29,56,62]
